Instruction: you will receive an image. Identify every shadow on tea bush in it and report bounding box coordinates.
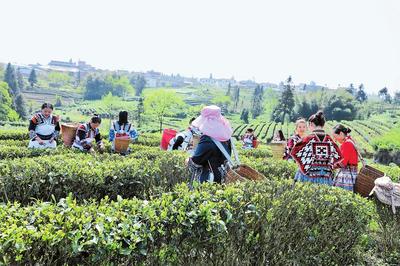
[0,179,371,265]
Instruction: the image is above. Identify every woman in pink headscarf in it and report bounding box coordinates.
[187,105,233,184]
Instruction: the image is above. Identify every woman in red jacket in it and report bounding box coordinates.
[332,124,359,191]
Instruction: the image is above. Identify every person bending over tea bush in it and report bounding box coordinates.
[72,115,105,153]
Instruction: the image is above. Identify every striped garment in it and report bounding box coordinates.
[295,170,333,186]
[333,166,358,191]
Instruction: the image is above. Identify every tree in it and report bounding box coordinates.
[251,85,264,119]
[323,94,358,121]
[16,70,24,91]
[28,69,38,88]
[346,83,355,96]
[240,108,249,124]
[0,82,19,121]
[84,75,133,100]
[136,97,144,127]
[55,96,62,107]
[296,98,313,119]
[393,91,400,105]
[76,70,81,87]
[14,93,28,118]
[233,87,240,112]
[108,75,133,97]
[144,89,185,132]
[225,83,231,97]
[4,63,18,95]
[379,87,392,103]
[272,76,295,123]
[355,84,367,103]
[131,75,146,96]
[0,64,4,80]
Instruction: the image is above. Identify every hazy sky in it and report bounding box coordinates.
[1,0,399,93]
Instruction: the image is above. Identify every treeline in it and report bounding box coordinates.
[84,74,146,100]
[271,77,370,123]
[0,63,30,120]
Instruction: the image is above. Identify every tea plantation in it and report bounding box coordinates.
[0,129,399,265]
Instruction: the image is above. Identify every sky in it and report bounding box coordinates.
[1,0,399,93]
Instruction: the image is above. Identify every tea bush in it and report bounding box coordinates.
[0,152,189,204]
[0,179,371,265]
[0,129,28,140]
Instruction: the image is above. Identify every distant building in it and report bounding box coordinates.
[238,80,258,89]
[77,60,96,72]
[46,59,95,74]
[49,59,76,68]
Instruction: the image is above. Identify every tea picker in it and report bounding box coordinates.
[28,103,60,149]
[109,111,139,155]
[187,105,265,187]
[72,115,105,153]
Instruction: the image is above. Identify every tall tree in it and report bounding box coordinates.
[144,89,185,132]
[355,84,367,103]
[272,76,295,123]
[136,97,144,127]
[345,83,355,96]
[77,70,81,86]
[225,82,231,96]
[379,87,392,103]
[233,86,240,112]
[4,63,18,95]
[55,96,62,107]
[240,108,249,124]
[131,75,146,96]
[28,69,38,88]
[16,70,24,91]
[14,93,28,118]
[251,85,264,119]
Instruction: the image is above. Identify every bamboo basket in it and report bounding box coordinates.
[115,137,130,153]
[355,165,385,197]
[61,123,79,147]
[225,164,266,184]
[225,168,247,184]
[269,141,286,159]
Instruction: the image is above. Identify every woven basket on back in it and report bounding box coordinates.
[355,165,385,197]
[61,123,79,147]
[225,164,266,184]
[115,138,130,153]
[269,142,286,159]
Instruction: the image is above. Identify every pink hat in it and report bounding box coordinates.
[192,105,233,141]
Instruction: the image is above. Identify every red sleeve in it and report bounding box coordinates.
[339,142,358,167]
[30,114,39,125]
[340,142,350,166]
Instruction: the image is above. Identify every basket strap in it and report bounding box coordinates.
[231,138,241,165]
[211,138,239,167]
[346,139,366,167]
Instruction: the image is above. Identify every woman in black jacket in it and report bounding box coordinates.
[188,105,233,184]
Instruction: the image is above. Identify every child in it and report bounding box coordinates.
[242,128,257,149]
